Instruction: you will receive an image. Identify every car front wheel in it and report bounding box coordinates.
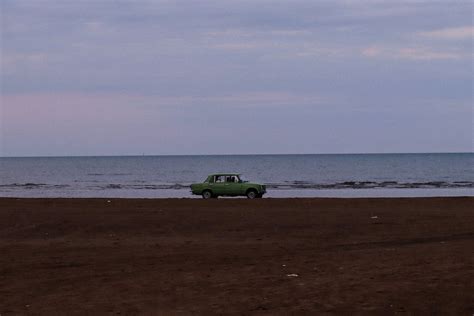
[202,190,212,199]
[246,189,257,199]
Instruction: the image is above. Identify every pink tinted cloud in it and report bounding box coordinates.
[1,93,171,156]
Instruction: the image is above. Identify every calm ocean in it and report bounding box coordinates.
[0,153,472,198]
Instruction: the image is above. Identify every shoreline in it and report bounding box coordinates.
[1,197,473,314]
[1,187,473,199]
[0,194,473,200]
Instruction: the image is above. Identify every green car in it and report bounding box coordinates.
[190,173,266,199]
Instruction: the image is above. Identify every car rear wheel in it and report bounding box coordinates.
[202,190,212,199]
[246,189,257,199]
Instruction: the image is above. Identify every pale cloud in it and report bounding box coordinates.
[292,46,346,58]
[396,47,464,60]
[418,26,474,40]
[206,29,311,38]
[207,28,313,52]
[1,92,327,110]
[208,30,347,58]
[361,45,466,60]
[2,53,51,68]
[361,46,382,57]
[196,92,327,108]
[211,42,262,50]
[1,52,56,77]
[361,25,473,61]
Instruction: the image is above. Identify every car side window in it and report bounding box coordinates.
[215,176,224,183]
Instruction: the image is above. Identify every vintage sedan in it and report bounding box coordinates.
[190,173,266,199]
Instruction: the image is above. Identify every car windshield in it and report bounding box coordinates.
[239,175,248,182]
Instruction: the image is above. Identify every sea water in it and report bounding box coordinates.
[0,153,472,198]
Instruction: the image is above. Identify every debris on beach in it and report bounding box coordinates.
[286,273,299,277]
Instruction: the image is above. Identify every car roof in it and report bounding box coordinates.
[209,173,241,176]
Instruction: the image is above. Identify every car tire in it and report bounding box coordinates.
[246,189,257,199]
[202,190,212,199]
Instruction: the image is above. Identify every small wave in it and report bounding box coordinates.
[0,183,70,189]
[267,181,474,190]
[127,183,190,190]
[0,183,47,188]
[105,184,122,189]
[86,183,191,190]
[87,173,132,176]
[74,180,101,183]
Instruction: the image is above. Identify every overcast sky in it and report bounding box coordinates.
[1,0,472,156]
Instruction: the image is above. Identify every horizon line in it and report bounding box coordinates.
[1,151,472,159]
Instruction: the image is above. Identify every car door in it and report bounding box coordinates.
[221,175,234,195]
[236,175,246,195]
[211,175,226,195]
[224,175,242,196]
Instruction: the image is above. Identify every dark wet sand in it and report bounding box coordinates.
[0,197,473,315]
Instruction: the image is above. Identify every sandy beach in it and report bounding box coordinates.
[0,197,473,314]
